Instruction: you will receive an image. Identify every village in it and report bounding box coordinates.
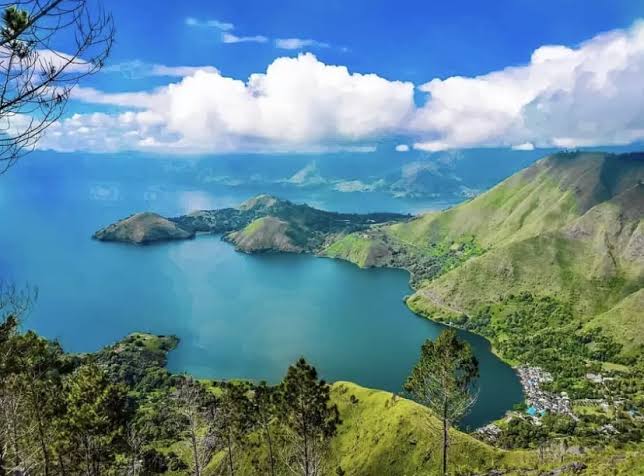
[516,366,575,418]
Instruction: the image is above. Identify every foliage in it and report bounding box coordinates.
[405,330,479,475]
[277,358,341,476]
[0,1,114,173]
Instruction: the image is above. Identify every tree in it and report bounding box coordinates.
[173,377,214,476]
[253,381,278,476]
[7,331,66,476]
[278,358,340,476]
[0,283,37,476]
[210,382,256,476]
[60,363,129,475]
[0,0,114,174]
[405,330,479,476]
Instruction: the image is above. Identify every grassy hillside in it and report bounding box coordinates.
[324,152,643,353]
[385,152,643,250]
[93,212,195,244]
[590,288,644,356]
[323,152,644,446]
[193,381,526,476]
[226,216,304,253]
[188,380,643,476]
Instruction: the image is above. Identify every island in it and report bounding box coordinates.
[93,194,412,252]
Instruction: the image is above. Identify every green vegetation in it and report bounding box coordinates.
[95,194,410,251]
[462,294,622,392]
[277,358,340,476]
[406,153,643,347]
[405,330,479,475]
[327,151,644,460]
[2,293,642,474]
[18,151,644,473]
[323,229,484,287]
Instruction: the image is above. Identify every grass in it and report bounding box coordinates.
[323,234,376,266]
[196,381,539,475]
[326,381,531,475]
[589,288,644,356]
[157,380,644,475]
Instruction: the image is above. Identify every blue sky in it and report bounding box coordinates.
[99,0,643,84]
[38,0,644,154]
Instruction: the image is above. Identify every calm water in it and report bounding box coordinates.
[0,156,522,428]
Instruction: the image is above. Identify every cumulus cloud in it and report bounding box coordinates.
[222,33,268,44]
[41,53,414,153]
[36,21,644,154]
[395,144,410,152]
[412,20,644,150]
[275,38,330,50]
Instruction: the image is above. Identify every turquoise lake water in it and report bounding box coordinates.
[0,156,523,429]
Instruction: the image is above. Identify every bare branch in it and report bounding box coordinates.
[0,0,114,174]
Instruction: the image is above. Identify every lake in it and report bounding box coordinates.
[0,154,523,428]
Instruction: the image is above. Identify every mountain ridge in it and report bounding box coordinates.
[324,152,643,356]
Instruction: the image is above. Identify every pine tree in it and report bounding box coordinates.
[173,377,213,476]
[405,330,479,476]
[211,382,256,476]
[61,363,128,475]
[278,358,340,476]
[253,381,278,476]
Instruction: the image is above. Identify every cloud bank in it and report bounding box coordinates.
[412,20,644,150]
[43,53,414,153]
[37,21,644,154]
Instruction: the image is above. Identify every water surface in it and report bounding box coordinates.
[0,156,522,428]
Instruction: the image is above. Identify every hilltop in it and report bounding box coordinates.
[93,212,195,244]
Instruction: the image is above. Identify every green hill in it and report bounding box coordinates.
[407,153,643,352]
[324,152,643,355]
[93,212,196,244]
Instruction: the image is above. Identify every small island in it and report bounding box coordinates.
[93,212,195,244]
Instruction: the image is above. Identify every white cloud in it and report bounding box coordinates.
[222,33,268,44]
[511,142,535,151]
[395,144,410,152]
[186,16,267,45]
[35,21,644,154]
[104,60,219,79]
[150,64,220,77]
[42,54,414,153]
[412,20,644,149]
[413,141,450,152]
[206,20,235,31]
[275,38,329,50]
[185,17,234,31]
[0,47,93,76]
